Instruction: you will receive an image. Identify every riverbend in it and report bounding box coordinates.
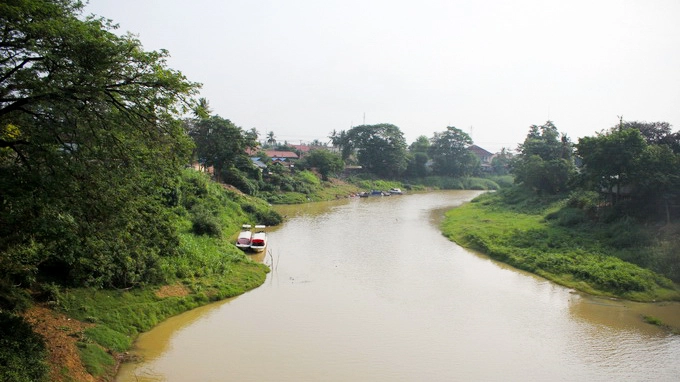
[117,191,680,382]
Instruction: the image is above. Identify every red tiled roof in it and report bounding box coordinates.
[265,150,298,159]
[291,144,312,153]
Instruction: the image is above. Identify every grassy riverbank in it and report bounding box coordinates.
[4,170,275,382]
[441,189,680,302]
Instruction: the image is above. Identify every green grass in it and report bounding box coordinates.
[263,179,362,204]
[404,176,502,190]
[441,191,680,302]
[77,342,114,377]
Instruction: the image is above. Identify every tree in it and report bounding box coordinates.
[266,131,276,147]
[621,121,680,154]
[576,128,646,205]
[576,125,680,220]
[490,148,513,175]
[405,152,429,177]
[512,121,575,194]
[193,97,213,119]
[428,126,478,177]
[634,144,680,222]
[297,149,344,180]
[329,129,352,161]
[342,124,408,178]
[409,135,430,154]
[190,115,257,183]
[0,0,198,288]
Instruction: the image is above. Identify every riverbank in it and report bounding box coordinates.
[23,263,268,381]
[3,170,277,382]
[441,190,680,305]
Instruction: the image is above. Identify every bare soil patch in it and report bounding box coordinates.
[155,284,190,298]
[23,306,95,382]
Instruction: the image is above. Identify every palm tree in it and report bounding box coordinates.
[193,97,212,119]
[266,131,276,147]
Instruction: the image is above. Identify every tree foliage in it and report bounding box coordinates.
[490,147,513,175]
[512,121,575,194]
[336,124,408,178]
[0,0,199,288]
[297,149,344,180]
[576,123,680,220]
[576,128,646,205]
[622,121,680,153]
[187,115,259,187]
[428,126,478,177]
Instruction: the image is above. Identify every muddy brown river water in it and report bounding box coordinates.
[116,191,680,381]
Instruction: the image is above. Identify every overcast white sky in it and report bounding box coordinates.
[85,0,680,153]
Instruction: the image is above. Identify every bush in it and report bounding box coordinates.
[546,207,588,227]
[0,279,32,312]
[297,170,321,186]
[0,312,49,382]
[487,175,514,188]
[254,209,283,226]
[190,208,222,237]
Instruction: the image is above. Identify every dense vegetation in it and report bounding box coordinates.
[0,2,277,380]
[510,120,680,222]
[442,120,680,302]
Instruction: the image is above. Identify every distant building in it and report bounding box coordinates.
[468,144,495,171]
[264,150,299,160]
[291,144,313,155]
[250,157,267,170]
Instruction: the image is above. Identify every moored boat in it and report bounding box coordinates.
[249,225,267,252]
[235,224,253,250]
[389,188,403,195]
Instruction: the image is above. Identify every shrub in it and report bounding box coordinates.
[297,170,321,186]
[546,207,588,227]
[190,208,222,237]
[255,209,283,226]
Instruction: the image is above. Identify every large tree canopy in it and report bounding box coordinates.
[428,126,478,177]
[337,124,408,178]
[576,128,646,205]
[576,125,680,220]
[0,0,199,288]
[188,115,258,184]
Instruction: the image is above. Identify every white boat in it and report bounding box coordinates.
[249,225,267,252]
[389,188,403,195]
[235,224,252,251]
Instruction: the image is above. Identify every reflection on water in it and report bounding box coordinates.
[117,191,680,382]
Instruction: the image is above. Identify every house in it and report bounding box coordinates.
[468,144,495,171]
[290,144,313,155]
[250,157,267,170]
[468,145,494,164]
[264,150,299,160]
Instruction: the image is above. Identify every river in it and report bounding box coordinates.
[116,191,680,382]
